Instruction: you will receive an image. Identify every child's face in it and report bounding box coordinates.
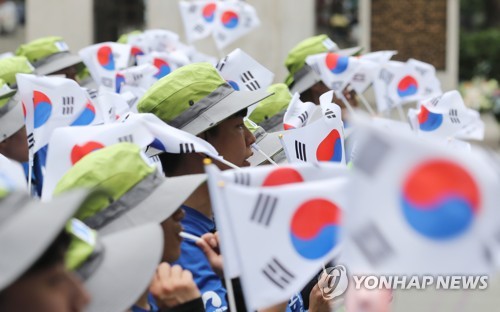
[0,262,90,312]
[205,116,256,169]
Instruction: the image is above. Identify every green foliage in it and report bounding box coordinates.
[459,28,500,81]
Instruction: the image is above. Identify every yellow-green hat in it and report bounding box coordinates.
[245,118,284,166]
[117,30,143,44]
[249,83,292,131]
[54,143,205,235]
[65,217,164,312]
[16,36,83,76]
[0,56,34,87]
[284,35,361,94]
[137,62,272,135]
[0,82,23,143]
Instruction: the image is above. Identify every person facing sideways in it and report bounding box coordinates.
[0,81,28,163]
[16,36,85,82]
[284,34,361,119]
[53,143,207,312]
[138,63,333,312]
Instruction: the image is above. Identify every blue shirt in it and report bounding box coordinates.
[175,205,228,312]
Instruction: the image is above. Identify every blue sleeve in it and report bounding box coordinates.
[287,292,306,312]
[174,239,228,312]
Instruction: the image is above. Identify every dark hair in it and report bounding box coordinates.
[25,231,70,274]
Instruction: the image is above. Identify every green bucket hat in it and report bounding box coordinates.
[0,82,24,143]
[117,30,143,44]
[284,35,362,94]
[54,143,206,235]
[16,36,83,76]
[245,118,285,166]
[0,189,95,291]
[249,83,292,131]
[65,218,163,312]
[137,62,273,135]
[0,56,34,87]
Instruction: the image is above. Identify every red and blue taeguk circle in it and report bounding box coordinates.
[70,141,105,165]
[202,3,216,23]
[153,58,171,79]
[316,130,343,163]
[71,102,96,126]
[33,91,53,129]
[417,106,443,132]
[401,160,481,240]
[97,45,115,71]
[262,167,304,187]
[325,53,349,75]
[221,11,239,29]
[397,75,418,98]
[290,199,341,259]
[115,73,126,93]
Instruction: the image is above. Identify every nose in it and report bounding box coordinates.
[244,125,256,147]
[69,272,91,311]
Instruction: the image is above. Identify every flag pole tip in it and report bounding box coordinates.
[278,134,283,139]
[203,158,212,165]
[217,181,225,187]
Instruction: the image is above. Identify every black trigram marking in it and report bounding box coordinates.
[243,15,253,28]
[62,96,75,115]
[118,134,133,143]
[251,193,278,226]
[415,66,428,76]
[126,96,138,108]
[194,24,205,33]
[262,258,295,289]
[188,4,197,13]
[215,56,228,72]
[429,95,442,107]
[27,133,35,150]
[353,132,391,177]
[179,143,195,153]
[379,69,394,84]
[325,109,336,119]
[132,73,143,82]
[233,172,250,186]
[86,89,98,100]
[449,109,460,124]
[294,140,307,162]
[240,70,261,91]
[297,111,309,124]
[353,222,395,268]
[216,32,227,42]
[352,73,366,82]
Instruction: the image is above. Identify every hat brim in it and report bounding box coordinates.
[98,174,207,236]
[84,223,163,312]
[248,131,285,166]
[34,53,83,76]
[0,190,93,291]
[182,89,273,136]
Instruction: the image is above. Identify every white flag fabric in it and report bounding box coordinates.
[137,52,189,82]
[179,0,217,43]
[125,32,151,62]
[143,29,181,53]
[348,50,396,94]
[207,162,350,279]
[95,90,133,124]
[373,60,442,112]
[79,42,132,90]
[42,119,155,200]
[16,74,97,155]
[305,52,361,91]
[212,0,260,50]
[282,93,316,130]
[114,64,157,94]
[408,90,485,141]
[220,178,348,311]
[342,123,497,275]
[0,154,28,192]
[215,48,274,91]
[281,98,346,165]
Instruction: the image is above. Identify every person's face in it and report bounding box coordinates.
[0,126,29,163]
[160,208,185,263]
[205,116,256,169]
[52,65,78,82]
[0,263,90,312]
